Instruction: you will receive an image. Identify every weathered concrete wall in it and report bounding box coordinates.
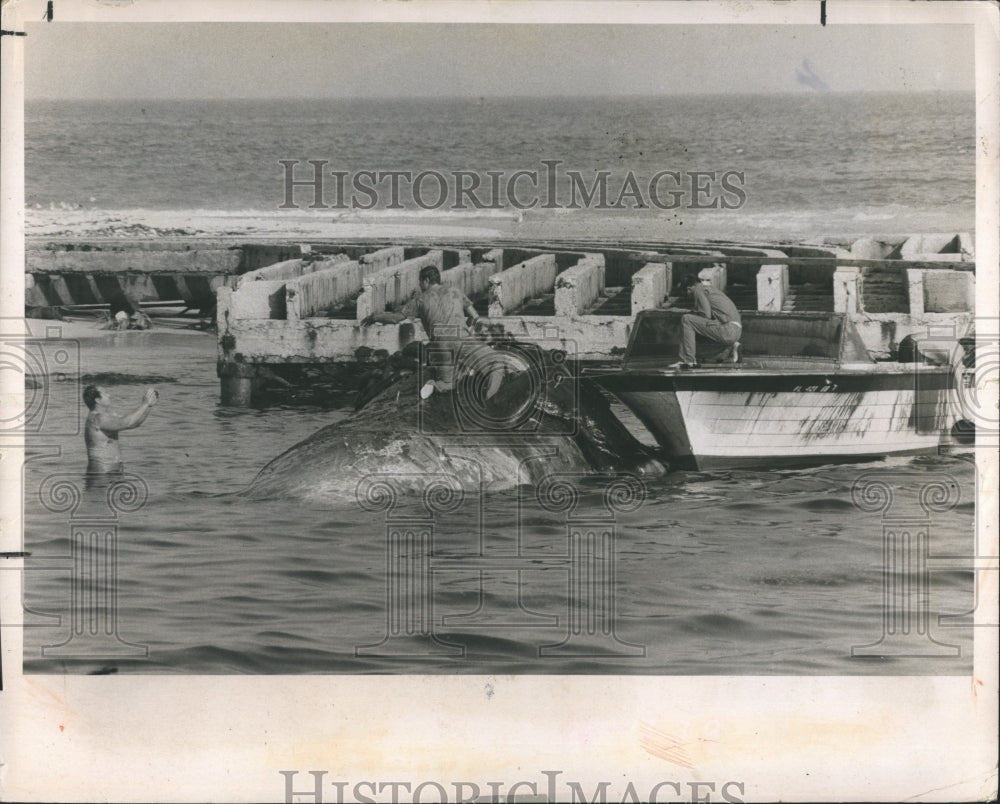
[907,269,976,315]
[440,261,495,300]
[833,267,861,314]
[491,315,633,359]
[630,262,670,315]
[238,258,307,286]
[850,237,902,261]
[850,313,975,360]
[355,250,444,320]
[756,264,789,312]
[360,246,405,276]
[26,270,230,309]
[900,233,970,258]
[859,267,909,314]
[26,248,242,275]
[488,254,558,316]
[218,317,426,367]
[287,260,363,321]
[226,279,288,320]
[553,255,605,317]
[239,254,351,287]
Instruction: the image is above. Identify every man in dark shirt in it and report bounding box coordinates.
[365,265,502,397]
[670,268,742,369]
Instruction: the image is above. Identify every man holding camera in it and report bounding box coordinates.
[83,385,159,474]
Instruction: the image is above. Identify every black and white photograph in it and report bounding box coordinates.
[1,0,997,801]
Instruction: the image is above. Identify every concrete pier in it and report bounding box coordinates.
[630,262,670,316]
[150,234,977,405]
[25,241,302,312]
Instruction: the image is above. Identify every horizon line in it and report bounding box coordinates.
[25,88,974,102]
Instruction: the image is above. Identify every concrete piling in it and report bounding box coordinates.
[218,362,257,407]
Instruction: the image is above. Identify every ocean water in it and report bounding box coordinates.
[21,333,976,674]
[19,93,978,674]
[25,92,975,240]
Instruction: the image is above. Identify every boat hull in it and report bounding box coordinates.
[598,365,959,470]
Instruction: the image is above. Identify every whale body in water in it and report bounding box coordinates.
[242,356,665,502]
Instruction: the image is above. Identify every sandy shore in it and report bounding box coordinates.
[25,207,972,246]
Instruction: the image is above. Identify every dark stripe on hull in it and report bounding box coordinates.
[682,447,941,472]
[599,369,954,394]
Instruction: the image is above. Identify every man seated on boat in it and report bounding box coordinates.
[670,267,742,370]
[362,265,503,399]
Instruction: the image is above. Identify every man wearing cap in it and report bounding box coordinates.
[670,268,742,370]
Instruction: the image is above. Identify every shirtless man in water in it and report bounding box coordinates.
[83,385,158,474]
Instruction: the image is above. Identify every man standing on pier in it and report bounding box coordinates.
[363,265,502,399]
[83,385,158,474]
[670,267,742,370]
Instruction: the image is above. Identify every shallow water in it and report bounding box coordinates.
[20,332,976,674]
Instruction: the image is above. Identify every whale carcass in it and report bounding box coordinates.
[242,347,664,502]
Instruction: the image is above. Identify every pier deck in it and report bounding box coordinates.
[208,235,975,405]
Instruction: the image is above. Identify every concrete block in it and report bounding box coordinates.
[630,263,668,315]
[900,233,960,257]
[229,279,288,320]
[216,286,232,329]
[756,263,789,312]
[482,249,503,272]
[356,250,444,320]
[922,270,975,313]
[488,254,558,317]
[849,312,975,360]
[851,237,895,260]
[554,255,606,317]
[957,232,975,258]
[906,269,925,316]
[445,248,473,270]
[441,261,494,300]
[286,260,363,321]
[238,259,306,287]
[833,266,862,314]
[360,246,405,276]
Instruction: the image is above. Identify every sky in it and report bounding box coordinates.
[23,22,974,100]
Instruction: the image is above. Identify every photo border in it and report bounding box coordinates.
[1,1,996,801]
